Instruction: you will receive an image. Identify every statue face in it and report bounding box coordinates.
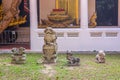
[44,27,55,34]
[11,48,18,53]
[19,47,25,51]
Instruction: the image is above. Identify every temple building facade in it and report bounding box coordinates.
[0,0,120,52]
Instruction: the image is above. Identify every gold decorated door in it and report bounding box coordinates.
[56,0,79,25]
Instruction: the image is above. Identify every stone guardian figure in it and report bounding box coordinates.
[42,27,57,63]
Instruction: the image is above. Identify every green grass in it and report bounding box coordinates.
[0,53,120,80]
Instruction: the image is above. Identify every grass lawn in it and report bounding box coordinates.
[0,53,120,80]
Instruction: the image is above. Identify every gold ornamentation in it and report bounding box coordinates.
[0,0,27,33]
[89,12,97,28]
[40,9,74,28]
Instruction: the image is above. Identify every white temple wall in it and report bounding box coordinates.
[37,28,120,52]
[29,0,120,52]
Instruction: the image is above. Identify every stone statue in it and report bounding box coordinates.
[11,47,26,64]
[89,12,97,28]
[66,51,80,66]
[95,50,105,63]
[42,27,57,63]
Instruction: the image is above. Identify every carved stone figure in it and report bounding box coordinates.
[95,50,105,63]
[11,47,26,64]
[66,51,80,66]
[43,27,57,63]
[89,12,97,28]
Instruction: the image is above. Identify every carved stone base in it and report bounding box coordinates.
[11,54,26,64]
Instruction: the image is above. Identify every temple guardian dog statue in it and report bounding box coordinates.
[42,27,57,63]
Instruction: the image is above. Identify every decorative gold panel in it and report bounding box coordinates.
[56,0,79,24]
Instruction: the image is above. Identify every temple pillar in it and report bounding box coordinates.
[30,0,38,50]
[80,0,88,29]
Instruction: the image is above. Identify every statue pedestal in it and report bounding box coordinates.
[11,54,26,64]
[11,47,26,64]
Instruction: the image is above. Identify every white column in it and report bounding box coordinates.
[80,0,88,29]
[118,0,120,27]
[30,0,38,50]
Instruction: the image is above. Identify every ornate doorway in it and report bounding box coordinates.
[96,0,118,26]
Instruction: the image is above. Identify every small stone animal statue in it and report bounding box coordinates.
[11,47,26,64]
[66,51,80,66]
[95,50,105,63]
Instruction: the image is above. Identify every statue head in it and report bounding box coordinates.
[11,48,18,54]
[98,50,105,56]
[44,27,55,34]
[19,47,25,54]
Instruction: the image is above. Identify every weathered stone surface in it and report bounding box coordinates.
[95,50,105,63]
[66,51,80,66]
[11,47,26,64]
[42,27,57,64]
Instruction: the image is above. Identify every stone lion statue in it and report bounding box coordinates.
[43,27,57,63]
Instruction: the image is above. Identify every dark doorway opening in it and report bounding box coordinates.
[96,0,118,26]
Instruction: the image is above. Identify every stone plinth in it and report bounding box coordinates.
[11,47,26,64]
